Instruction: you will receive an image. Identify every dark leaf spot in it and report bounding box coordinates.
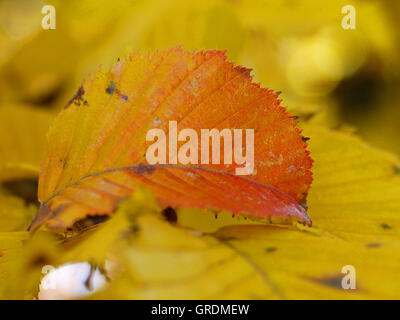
[366,243,381,248]
[162,207,177,224]
[64,85,85,109]
[115,88,128,101]
[265,247,277,253]
[381,223,391,230]
[130,224,140,234]
[59,158,68,169]
[29,254,50,267]
[106,80,116,95]
[312,274,343,289]
[121,224,140,238]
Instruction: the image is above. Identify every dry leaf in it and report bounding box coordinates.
[30,47,312,231]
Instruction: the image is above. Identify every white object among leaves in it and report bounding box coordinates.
[38,262,107,300]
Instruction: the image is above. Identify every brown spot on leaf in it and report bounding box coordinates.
[64,85,85,109]
[29,254,50,268]
[162,207,177,224]
[106,80,116,95]
[381,223,392,230]
[312,274,343,289]
[115,88,128,101]
[59,158,68,169]
[121,224,140,239]
[366,243,381,248]
[265,247,277,253]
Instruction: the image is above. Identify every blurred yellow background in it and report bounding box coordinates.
[1,0,400,300]
[0,0,399,154]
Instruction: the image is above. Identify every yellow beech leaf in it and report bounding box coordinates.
[30,47,313,232]
[304,125,400,242]
[213,224,400,299]
[91,185,400,299]
[0,105,53,182]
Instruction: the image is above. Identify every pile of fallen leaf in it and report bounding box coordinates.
[0,47,400,300]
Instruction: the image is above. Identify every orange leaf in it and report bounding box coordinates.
[30,47,313,231]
